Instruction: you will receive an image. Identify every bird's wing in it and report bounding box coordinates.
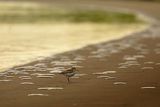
[59,68,72,74]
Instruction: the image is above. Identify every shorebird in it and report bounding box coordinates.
[60,67,78,83]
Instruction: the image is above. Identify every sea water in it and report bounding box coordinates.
[0,23,147,71]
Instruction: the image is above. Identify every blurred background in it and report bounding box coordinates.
[0,0,157,71]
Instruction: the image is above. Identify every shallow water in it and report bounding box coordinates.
[0,23,147,72]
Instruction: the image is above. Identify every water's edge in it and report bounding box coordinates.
[0,7,155,73]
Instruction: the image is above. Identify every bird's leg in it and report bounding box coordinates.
[67,77,70,83]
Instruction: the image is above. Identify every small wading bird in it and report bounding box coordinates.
[59,67,78,83]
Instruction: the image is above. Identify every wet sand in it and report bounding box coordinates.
[0,0,160,107]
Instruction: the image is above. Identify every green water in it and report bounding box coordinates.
[0,2,148,71]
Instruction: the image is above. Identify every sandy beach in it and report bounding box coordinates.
[0,0,160,107]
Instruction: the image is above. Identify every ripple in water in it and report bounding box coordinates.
[38,87,63,90]
[93,71,116,75]
[113,82,127,85]
[141,86,156,89]
[28,94,49,96]
[0,79,12,82]
[141,67,154,70]
[20,82,34,85]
